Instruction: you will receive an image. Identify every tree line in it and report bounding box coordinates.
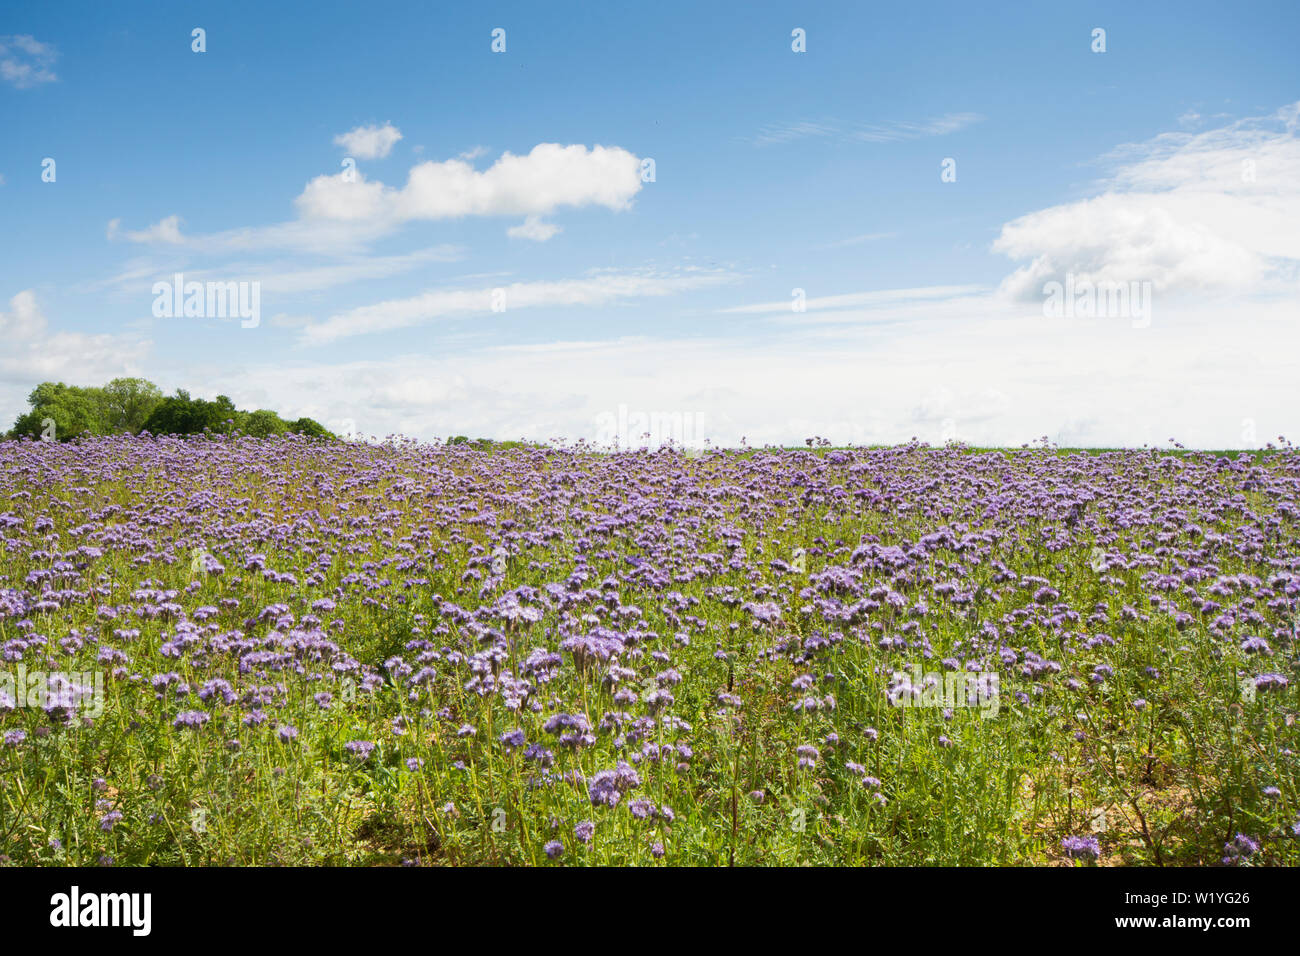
[5,378,334,441]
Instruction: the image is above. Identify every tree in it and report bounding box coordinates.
[100,377,163,433]
[242,409,288,438]
[8,382,107,440]
[7,378,335,442]
[288,417,333,439]
[141,390,225,436]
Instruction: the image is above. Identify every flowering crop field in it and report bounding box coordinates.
[1,435,1297,867]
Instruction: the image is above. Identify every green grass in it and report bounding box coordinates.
[0,438,1296,866]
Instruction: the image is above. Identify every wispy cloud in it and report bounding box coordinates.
[850,112,983,143]
[752,119,841,146]
[299,267,737,346]
[184,246,465,295]
[821,232,896,248]
[720,284,987,316]
[0,34,57,88]
[753,112,983,146]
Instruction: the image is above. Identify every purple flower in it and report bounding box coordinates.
[345,740,376,760]
[588,760,641,807]
[173,710,210,730]
[1061,835,1101,860]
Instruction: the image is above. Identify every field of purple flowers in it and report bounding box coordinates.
[1,435,1297,866]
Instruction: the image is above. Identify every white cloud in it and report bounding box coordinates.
[850,112,984,143]
[993,102,1300,301]
[0,291,150,414]
[179,292,1300,450]
[0,290,45,340]
[114,143,643,254]
[58,105,1300,450]
[299,268,736,346]
[822,232,895,248]
[111,215,395,256]
[0,35,57,88]
[752,120,840,146]
[507,216,561,241]
[333,123,403,160]
[110,214,186,245]
[173,245,463,295]
[721,285,987,316]
[754,113,983,146]
[295,143,643,224]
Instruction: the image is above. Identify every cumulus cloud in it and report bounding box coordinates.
[993,102,1300,301]
[0,35,57,88]
[114,143,643,254]
[333,123,403,159]
[0,291,150,400]
[295,143,643,224]
[507,216,561,241]
[0,290,45,339]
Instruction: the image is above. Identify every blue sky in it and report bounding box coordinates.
[2,0,1298,447]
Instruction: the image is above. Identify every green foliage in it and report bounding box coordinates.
[140,391,230,436]
[0,443,1296,866]
[288,417,333,439]
[242,409,289,438]
[8,382,108,440]
[7,378,335,440]
[99,377,164,433]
